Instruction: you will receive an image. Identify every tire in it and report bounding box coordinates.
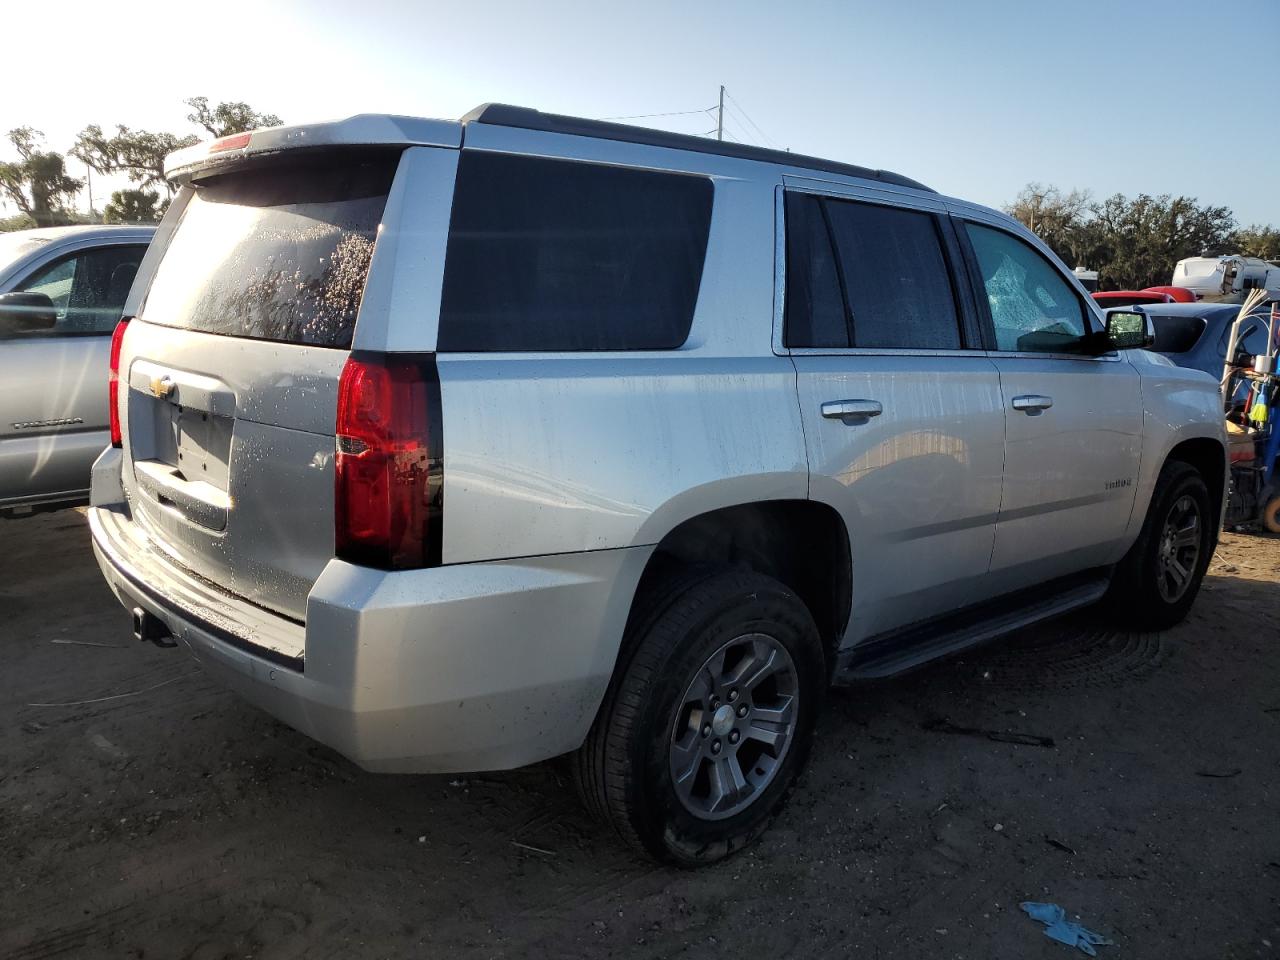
[1110,460,1215,630]
[573,570,825,866]
[1262,494,1280,535]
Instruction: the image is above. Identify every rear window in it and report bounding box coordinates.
[140,154,398,348]
[438,152,713,351]
[1149,314,1206,353]
[784,192,962,350]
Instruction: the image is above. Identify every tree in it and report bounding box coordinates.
[184,97,282,137]
[1086,193,1235,289]
[103,188,164,224]
[73,98,282,201]
[0,127,83,228]
[1007,183,1240,289]
[0,213,35,232]
[1231,224,1280,261]
[72,124,199,199]
[1004,183,1093,267]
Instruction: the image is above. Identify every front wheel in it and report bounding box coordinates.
[1110,460,1215,630]
[573,571,826,866]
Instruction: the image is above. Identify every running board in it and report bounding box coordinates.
[835,574,1111,682]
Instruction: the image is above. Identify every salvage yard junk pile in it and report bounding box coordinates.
[1220,291,1280,532]
[58,101,1233,866]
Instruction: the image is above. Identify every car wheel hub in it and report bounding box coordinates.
[668,632,799,821]
[1154,494,1201,604]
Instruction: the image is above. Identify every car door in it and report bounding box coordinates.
[0,241,147,507]
[783,184,1006,644]
[955,216,1142,590]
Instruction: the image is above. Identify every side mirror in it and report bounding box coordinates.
[1104,310,1155,351]
[0,291,58,335]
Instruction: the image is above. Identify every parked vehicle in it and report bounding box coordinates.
[1138,298,1280,531]
[1140,301,1274,379]
[1093,290,1175,308]
[1072,267,1098,292]
[1143,285,1198,303]
[0,225,155,517]
[1092,288,1196,309]
[1172,255,1279,299]
[88,106,1227,865]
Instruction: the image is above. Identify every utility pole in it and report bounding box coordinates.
[86,163,94,219]
[717,85,724,141]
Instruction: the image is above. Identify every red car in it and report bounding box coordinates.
[1092,287,1197,308]
[1142,285,1197,303]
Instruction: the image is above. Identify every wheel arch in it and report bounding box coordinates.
[626,498,853,669]
[1165,435,1228,526]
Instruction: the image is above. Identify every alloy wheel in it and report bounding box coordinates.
[1155,494,1201,603]
[668,633,799,821]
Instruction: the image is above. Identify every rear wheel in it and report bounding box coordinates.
[1110,461,1215,630]
[573,571,825,866]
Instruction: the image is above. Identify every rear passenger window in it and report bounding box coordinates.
[438,153,713,351]
[783,194,847,348]
[784,194,962,350]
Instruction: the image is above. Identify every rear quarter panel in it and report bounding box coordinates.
[436,355,806,562]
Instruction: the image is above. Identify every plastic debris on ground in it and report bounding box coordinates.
[1020,901,1114,955]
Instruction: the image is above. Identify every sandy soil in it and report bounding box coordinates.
[1,511,1277,959]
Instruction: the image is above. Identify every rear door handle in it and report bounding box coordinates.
[1011,394,1054,413]
[821,399,883,421]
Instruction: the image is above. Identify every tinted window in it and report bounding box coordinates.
[141,154,397,348]
[784,195,961,350]
[783,193,847,348]
[966,223,1089,353]
[15,244,146,334]
[824,199,960,350]
[1149,314,1206,353]
[438,153,713,352]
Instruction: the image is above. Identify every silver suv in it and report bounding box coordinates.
[0,226,153,516]
[89,106,1226,864]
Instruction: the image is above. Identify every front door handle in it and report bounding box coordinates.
[821,399,883,421]
[1011,394,1054,414]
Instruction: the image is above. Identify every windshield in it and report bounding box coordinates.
[140,153,398,348]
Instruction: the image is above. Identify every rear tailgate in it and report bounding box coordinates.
[119,151,398,622]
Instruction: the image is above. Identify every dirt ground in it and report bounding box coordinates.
[1,511,1277,960]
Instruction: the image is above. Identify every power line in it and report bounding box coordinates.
[714,114,755,147]
[722,90,783,149]
[597,107,717,121]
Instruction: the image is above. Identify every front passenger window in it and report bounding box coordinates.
[966,223,1089,353]
[13,245,146,335]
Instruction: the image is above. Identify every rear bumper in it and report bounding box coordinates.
[89,459,649,773]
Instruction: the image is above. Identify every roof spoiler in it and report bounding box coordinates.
[163,115,462,185]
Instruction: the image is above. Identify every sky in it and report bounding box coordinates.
[3,0,1278,225]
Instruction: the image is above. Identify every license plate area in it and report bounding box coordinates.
[137,396,233,492]
[172,403,232,490]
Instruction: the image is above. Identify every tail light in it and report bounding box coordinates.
[108,318,129,447]
[335,352,443,570]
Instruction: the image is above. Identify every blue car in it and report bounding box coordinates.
[1141,301,1275,378]
[1139,300,1280,532]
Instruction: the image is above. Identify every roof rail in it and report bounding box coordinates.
[460,103,933,193]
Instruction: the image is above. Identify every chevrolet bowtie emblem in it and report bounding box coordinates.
[150,375,175,399]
